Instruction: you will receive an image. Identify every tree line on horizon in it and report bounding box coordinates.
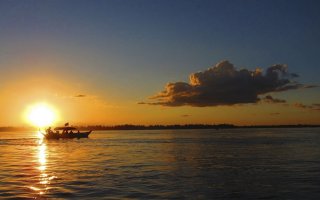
[1,124,319,132]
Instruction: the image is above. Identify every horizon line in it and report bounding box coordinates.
[1,124,320,132]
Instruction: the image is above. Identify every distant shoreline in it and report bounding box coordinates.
[1,124,320,132]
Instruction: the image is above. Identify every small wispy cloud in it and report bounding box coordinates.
[262,95,287,103]
[293,102,320,111]
[74,94,86,98]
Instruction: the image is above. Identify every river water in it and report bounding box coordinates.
[0,128,320,199]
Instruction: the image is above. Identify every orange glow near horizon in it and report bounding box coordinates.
[25,103,59,127]
[0,76,317,127]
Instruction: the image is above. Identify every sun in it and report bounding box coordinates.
[25,103,58,127]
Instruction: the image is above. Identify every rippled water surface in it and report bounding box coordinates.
[1,128,320,199]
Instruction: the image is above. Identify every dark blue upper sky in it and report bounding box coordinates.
[1,0,320,99]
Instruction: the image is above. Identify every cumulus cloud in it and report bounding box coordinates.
[263,95,287,103]
[144,60,314,107]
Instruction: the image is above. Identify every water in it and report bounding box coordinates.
[0,128,320,199]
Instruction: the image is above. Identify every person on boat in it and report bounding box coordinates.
[46,127,53,134]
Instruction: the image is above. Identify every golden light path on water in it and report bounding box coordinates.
[28,132,57,196]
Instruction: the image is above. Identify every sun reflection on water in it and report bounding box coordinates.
[37,130,44,140]
[28,135,57,196]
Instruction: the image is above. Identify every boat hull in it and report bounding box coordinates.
[44,131,92,139]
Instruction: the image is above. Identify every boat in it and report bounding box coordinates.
[43,126,92,139]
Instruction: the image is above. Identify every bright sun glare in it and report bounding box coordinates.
[26,103,58,127]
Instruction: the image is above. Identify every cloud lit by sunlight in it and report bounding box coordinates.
[145,60,313,107]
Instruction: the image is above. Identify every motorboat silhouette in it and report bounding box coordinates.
[43,125,92,139]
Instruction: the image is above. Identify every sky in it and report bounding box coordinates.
[0,0,320,126]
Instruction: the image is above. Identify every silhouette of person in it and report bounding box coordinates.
[46,127,52,134]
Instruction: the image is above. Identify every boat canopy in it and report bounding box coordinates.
[54,127,77,131]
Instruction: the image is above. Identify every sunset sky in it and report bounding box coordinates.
[1,0,320,126]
